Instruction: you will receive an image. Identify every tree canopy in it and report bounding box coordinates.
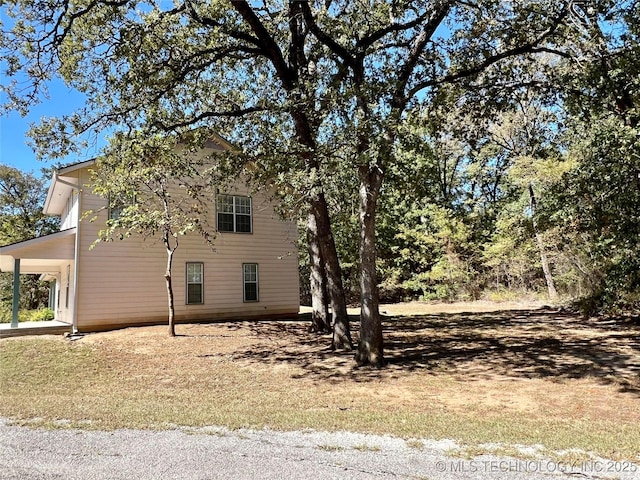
[0,166,59,317]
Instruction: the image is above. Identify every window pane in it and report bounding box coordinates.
[244,283,258,302]
[235,196,251,214]
[110,206,123,220]
[109,193,135,220]
[218,194,252,233]
[187,284,203,304]
[187,264,202,283]
[236,214,251,233]
[218,213,234,232]
[243,264,256,280]
[218,195,234,213]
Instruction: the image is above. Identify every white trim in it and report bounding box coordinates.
[57,159,96,176]
[43,159,95,214]
[185,262,205,305]
[217,194,252,234]
[71,187,82,333]
[242,263,259,302]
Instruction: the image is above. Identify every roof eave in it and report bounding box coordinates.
[43,159,96,215]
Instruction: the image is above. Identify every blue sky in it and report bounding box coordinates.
[0,5,103,177]
[0,79,104,176]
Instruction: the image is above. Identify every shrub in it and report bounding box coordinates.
[19,308,55,322]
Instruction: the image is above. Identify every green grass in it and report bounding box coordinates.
[1,335,639,462]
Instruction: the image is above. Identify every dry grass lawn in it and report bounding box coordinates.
[1,301,639,461]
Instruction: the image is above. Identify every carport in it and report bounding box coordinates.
[0,228,76,328]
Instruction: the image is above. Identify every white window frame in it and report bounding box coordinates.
[186,262,204,305]
[217,194,252,233]
[242,263,259,302]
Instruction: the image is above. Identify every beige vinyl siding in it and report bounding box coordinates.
[73,167,299,331]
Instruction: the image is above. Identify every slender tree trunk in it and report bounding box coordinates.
[309,192,353,350]
[307,209,331,333]
[528,183,558,301]
[354,166,384,367]
[163,232,177,337]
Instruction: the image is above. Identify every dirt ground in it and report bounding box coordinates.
[82,301,640,427]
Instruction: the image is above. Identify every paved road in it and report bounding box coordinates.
[1,419,638,479]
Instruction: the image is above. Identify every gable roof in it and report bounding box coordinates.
[177,130,235,152]
[43,159,96,215]
[41,132,234,216]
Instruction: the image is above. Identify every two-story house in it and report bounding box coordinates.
[0,148,299,332]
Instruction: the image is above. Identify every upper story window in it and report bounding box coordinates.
[109,193,135,221]
[217,194,252,233]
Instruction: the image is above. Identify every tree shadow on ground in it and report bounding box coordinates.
[211,308,640,394]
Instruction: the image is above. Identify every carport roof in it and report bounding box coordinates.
[0,228,76,274]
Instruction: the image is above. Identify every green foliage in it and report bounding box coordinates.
[0,270,55,315]
[20,307,55,322]
[377,183,479,302]
[0,307,54,323]
[88,131,223,247]
[0,301,9,322]
[547,116,640,314]
[544,2,640,312]
[24,308,55,322]
[0,165,59,244]
[0,167,59,314]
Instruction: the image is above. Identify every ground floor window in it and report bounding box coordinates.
[186,262,204,304]
[65,265,70,309]
[243,263,259,302]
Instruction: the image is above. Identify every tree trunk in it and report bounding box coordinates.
[235,1,349,347]
[309,192,353,350]
[307,209,331,333]
[354,166,384,367]
[528,183,558,301]
[164,233,176,337]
